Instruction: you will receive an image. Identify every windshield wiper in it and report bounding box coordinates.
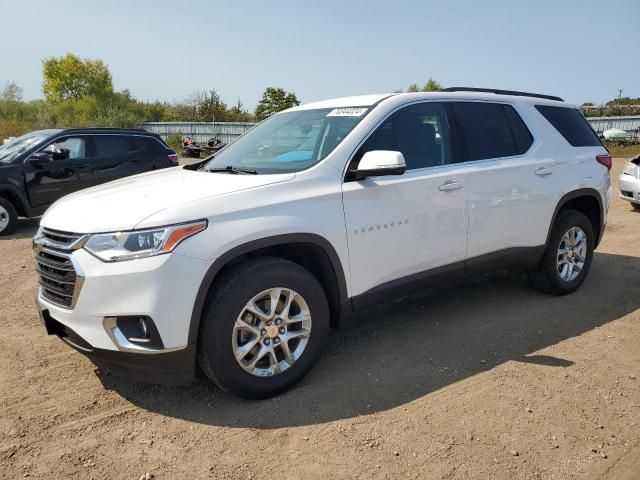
[206,165,258,175]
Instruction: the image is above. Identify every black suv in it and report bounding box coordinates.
[0,128,178,235]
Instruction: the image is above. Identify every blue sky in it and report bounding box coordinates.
[1,0,638,108]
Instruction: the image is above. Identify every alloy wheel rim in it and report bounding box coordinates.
[232,287,312,377]
[0,205,9,232]
[557,226,587,282]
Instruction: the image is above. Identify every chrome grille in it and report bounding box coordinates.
[41,228,85,249]
[34,229,86,310]
[35,249,78,308]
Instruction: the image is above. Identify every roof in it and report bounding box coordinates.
[290,90,571,112]
[57,127,154,135]
[288,94,393,111]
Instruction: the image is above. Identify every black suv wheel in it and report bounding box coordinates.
[0,198,18,236]
[198,256,330,399]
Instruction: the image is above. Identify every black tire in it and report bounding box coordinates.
[528,209,594,295]
[197,256,330,399]
[0,198,18,236]
[631,203,640,211]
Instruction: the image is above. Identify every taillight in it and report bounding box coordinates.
[168,152,178,165]
[596,154,612,171]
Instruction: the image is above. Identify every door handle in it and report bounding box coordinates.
[438,181,464,192]
[75,163,90,168]
[535,167,553,176]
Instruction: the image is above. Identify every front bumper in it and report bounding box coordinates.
[618,172,640,204]
[35,244,210,384]
[39,308,197,384]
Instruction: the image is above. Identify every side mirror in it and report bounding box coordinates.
[351,150,406,180]
[27,151,53,166]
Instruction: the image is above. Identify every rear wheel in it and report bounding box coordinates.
[0,198,17,236]
[631,203,640,211]
[528,209,594,295]
[197,256,329,399]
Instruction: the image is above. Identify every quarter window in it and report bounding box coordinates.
[353,102,451,172]
[451,102,532,161]
[535,105,601,147]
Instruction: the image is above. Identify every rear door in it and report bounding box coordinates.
[450,101,557,268]
[25,135,93,207]
[135,136,172,169]
[90,134,140,186]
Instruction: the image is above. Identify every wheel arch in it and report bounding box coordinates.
[187,233,350,345]
[0,185,30,217]
[546,188,604,249]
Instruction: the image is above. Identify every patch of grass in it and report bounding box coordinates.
[165,132,184,153]
[604,141,640,159]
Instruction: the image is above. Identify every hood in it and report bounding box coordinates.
[41,167,295,233]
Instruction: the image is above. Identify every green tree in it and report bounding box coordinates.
[228,99,253,122]
[194,89,229,122]
[1,81,23,102]
[422,78,442,92]
[606,96,640,106]
[254,87,300,120]
[42,53,113,102]
[398,78,443,93]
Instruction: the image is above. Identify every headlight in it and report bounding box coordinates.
[84,220,207,262]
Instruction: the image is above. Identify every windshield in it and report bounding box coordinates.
[0,131,51,165]
[204,107,369,173]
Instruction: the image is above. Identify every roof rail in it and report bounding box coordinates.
[441,87,564,102]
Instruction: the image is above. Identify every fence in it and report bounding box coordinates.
[585,116,640,136]
[142,116,640,145]
[140,122,256,145]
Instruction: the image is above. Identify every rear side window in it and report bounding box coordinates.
[535,105,601,147]
[451,102,533,161]
[145,136,167,153]
[93,135,132,157]
[132,137,147,152]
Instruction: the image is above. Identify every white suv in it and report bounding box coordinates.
[34,88,611,399]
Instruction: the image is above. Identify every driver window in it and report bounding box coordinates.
[45,137,87,160]
[350,102,451,172]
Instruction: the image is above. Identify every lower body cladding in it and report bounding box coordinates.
[619,173,640,207]
[35,249,209,385]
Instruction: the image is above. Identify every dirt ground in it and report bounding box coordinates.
[1,158,639,480]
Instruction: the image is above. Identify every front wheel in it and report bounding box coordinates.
[528,209,594,295]
[631,203,640,211]
[198,257,329,399]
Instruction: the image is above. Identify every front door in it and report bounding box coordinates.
[341,102,468,308]
[25,136,93,208]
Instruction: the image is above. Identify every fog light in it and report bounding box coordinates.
[103,315,164,351]
[138,317,150,340]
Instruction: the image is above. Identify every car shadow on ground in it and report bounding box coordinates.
[1,218,39,240]
[99,251,640,429]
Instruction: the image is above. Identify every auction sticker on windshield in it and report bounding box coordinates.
[327,107,368,117]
